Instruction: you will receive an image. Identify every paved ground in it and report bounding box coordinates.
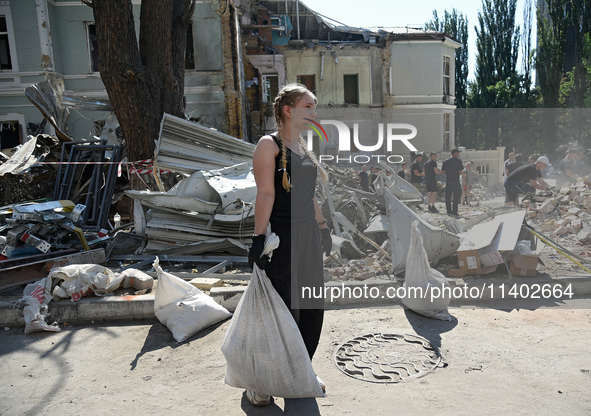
[1,300,590,416]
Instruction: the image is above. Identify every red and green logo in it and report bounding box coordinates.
[304,118,328,142]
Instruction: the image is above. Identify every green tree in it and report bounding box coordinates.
[569,0,591,108]
[536,0,568,109]
[468,0,532,150]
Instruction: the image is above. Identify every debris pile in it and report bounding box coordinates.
[523,177,591,247]
[0,135,62,206]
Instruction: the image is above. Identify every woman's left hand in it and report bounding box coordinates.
[320,227,332,256]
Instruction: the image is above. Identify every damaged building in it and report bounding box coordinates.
[241,1,462,155]
[0,0,244,143]
[1,0,462,156]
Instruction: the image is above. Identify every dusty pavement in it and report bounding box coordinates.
[1,300,590,416]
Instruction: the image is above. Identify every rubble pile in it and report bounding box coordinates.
[0,135,62,206]
[324,256,395,281]
[523,177,591,250]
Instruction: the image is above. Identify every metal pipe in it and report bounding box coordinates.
[320,52,325,81]
[296,0,300,40]
[524,224,591,266]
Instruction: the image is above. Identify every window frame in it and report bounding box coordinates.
[343,73,359,105]
[443,112,451,151]
[0,5,18,73]
[443,55,451,96]
[262,74,279,103]
[86,22,99,74]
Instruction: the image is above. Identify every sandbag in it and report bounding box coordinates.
[21,277,59,334]
[401,221,452,321]
[49,264,125,301]
[153,257,231,342]
[221,232,324,399]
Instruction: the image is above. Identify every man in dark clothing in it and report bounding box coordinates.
[359,165,369,192]
[506,153,525,177]
[423,152,440,213]
[557,149,581,187]
[398,163,407,180]
[410,153,425,193]
[504,156,552,206]
[441,149,464,216]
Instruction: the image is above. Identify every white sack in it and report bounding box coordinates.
[401,221,452,321]
[153,257,231,342]
[221,232,324,399]
[49,264,126,301]
[23,297,60,335]
[21,277,59,334]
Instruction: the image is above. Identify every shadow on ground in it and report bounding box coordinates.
[239,391,321,416]
[130,318,228,370]
[403,308,458,349]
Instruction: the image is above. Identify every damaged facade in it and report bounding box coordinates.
[241,0,461,157]
[0,0,462,159]
[0,0,242,144]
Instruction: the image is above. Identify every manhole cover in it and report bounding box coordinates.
[334,333,443,383]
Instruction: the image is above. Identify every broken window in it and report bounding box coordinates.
[443,113,451,151]
[0,121,20,149]
[185,22,195,70]
[87,23,99,73]
[343,74,359,105]
[476,164,489,175]
[443,55,451,96]
[297,75,316,94]
[262,74,279,103]
[0,16,13,70]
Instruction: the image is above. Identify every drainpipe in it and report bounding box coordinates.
[35,0,54,72]
[320,52,325,80]
[296,0,300,40]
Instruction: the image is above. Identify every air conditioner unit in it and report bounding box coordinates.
[442,95,455,104]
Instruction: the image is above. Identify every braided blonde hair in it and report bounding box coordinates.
[273,83,328,192]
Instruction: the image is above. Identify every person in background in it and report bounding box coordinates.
[504,156,552,206]
[506,153,525,177]
[359,165,369,192]
[410,153,425,193]
[503,152,515,182]
[557,149,582,188]
[528,155,537,164]
[398,162,407,180]
[461,161,473,206]
[423,152,440,213]
[441,149,464,216]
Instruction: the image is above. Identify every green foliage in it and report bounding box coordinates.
[473,0,522,108]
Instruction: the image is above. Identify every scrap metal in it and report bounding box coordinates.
[155,113,255,175]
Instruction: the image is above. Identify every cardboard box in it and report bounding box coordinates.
[457,211,530,275]
[509,254,539,277]
[457,249,482,275]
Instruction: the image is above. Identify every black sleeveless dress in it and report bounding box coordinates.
[263,134,325,360]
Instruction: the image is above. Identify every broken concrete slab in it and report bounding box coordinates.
[385,189,460,274]
[188,278,223,291]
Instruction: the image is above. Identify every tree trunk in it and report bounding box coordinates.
[92,0,192,166]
